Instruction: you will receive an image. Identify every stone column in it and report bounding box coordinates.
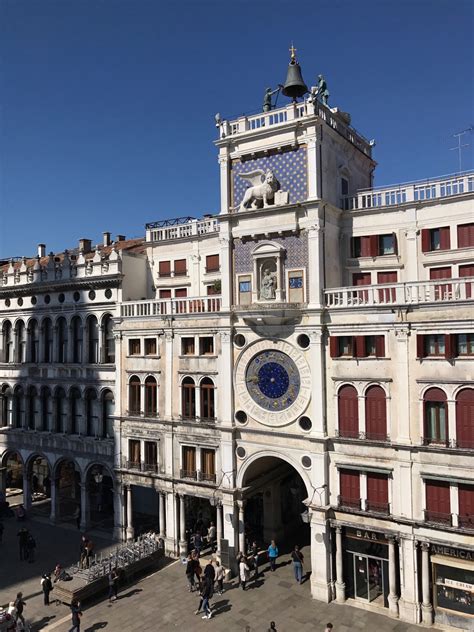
[307,224,323,308]
[99,325,105,364]
[164,333,173,419]
[23,470,32,512]
[159,492,166,538]
[52,326,59,363]
[308,330,326,438]
[80,482,89,531]
[216,501,222,557]
[237,501,245,554]
[217,331,233,426]
[388,536,399,615]
[113,486,124,541]
[335,526,346,602]
[126,485,134,541]
[421,542,433,624]
[67,325,74,364]
[49,477,58,524]
[179,494,187,556]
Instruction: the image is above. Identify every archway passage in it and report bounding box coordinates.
[86,464,114,531]
[2,450,23,495]
[56,459,81,521]
[26,455,52,517]
[241,456,310,554]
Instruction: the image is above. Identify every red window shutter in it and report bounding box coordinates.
[459,264,474,277]
[416,335,425,358]
[365,386,387,439]
[429,266,452,280]
[206,254,219,272]
[375,335,385,357]
[174,259,187,275]
[330,337,339,358]
[456,389,474,449]
[338,385,359,437]
[355,336,366,358]
[367,473,388,505]
[340,469,360,501]
[445,334,455,359]
[352,273,371,286]
[425,480,450,515]
[421,229,431,253]
[175,288,187,297]
[458,484,474,520]
[159,289,171,299]
[377,271,397,284]
[369,235,379,257]
[440,227,451,250]
[158,260,171,276]
[360,236,372,257]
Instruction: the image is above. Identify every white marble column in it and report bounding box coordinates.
[237,501,245,554]
[112,486,124,541]
[179,494,187,555]
[159,492,166,538]
[421,542,433,624]
[216,501,222,557]
[126,485,134,541]
[388,536,399,615]
[335,526,346,602]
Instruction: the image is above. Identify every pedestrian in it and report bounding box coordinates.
[239,555,250,590]
[79,536,88,569]
[324,625,333,632]
[14,593,26,626]
[193,553,202,590]
[215,560,225,594]
[193,532,203,556]
[108,568,119,602]
[17,528,29,561]
[268,623,277,632]
[26,534,36,564]
[41,574,53,605]
[204,560,215,589]
[249,540,259,579]
[85,539,94,568]
[69,599,82,632]
[267,540,279,572]
[53,563,63,583]
[185,554,196,592]
[291,545,304,584]
[207,521,216,551]
[196,575,213,620]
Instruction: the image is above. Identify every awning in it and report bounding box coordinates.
[431,554,474,572]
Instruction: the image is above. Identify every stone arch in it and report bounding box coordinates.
[237,450,312,496]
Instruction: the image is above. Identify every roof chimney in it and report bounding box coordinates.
[38,244,46,258]
[103,232,111,247]
[116,235,126,242]
[79,238,92,253]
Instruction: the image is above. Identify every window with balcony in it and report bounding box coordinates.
[459,264,474,298]
[424,388,448,445]
[174,288,187,298]
[377,271,398,303]
[158,260,171,277]
[71,316,83,363]
[338,385,359,438]
[365,386,387,440]
[366,473,389,514]
[201,448,216,482]
[159,289,172,299]
[200,377,215,420]
[144,338,157,356]
[181,337,195,355]
[129,376,141,415]
[144,441,157,472]
[128,439,141,469]
[456,389,474,449]
[458,484,474,529]
[457,223,474,248]
[206,254,220,273]
[425,480,451,525]
[181,446,196,479]
[129,339,141,356]
[181,377,196,418]
[174,259,187,276]
[421,226,450,252]
[429,266,452,300]
[199,337,214,355]
[144,376,157,417]
[339,469,361,510]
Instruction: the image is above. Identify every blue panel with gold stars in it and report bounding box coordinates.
[232,148,307,207]
[246,350,301,411]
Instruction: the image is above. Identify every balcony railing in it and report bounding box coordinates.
[180,469,197,480]
[424,509,452,527]
[179,415,216,424]
[337,496,362,511]
[146,217,219,242]
[198,471,217,483]
[421,437,449,448]
[458,515,474,530]
[122,459,159,473]
[341,171,474,211]
[335,429,390,443]
[450,438,474,450]
[121,296,221,317]
[366,500,390,515]
[325,277,473,308]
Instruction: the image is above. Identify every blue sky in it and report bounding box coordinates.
[1,0,473,258]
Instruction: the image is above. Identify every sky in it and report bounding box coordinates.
[1,0,473,259]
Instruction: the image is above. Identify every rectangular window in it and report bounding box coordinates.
[174,288,187,298]
[201,449,216,482]
[181,337,195,355]
[339,469,361,510]
[159,289,172,299]
[207,284,219,295]
[421,227,450,252]
[144,442,157,469]
[199,337,214,355]
[158,260,171,277]
[425,402,447,444]
[206,254,220,272]
[341,177,349,196]
[129,339,141,356]
[128,439,141,468]
[239,280,251,292]
[456,333,474,356]
[423,334,446,356]
[425,480,451,525]
[351,236,377,258]
[366,473,389,514]
[457,223,474,248]
[181,446,196,478]
[365,336,377,357]
[459,263,474,298]
[144,338,157,356]
[458,485,474,528]
[379,234,396,255]
[174,259,187,276]
[339,336,353,356]
[377,270,398,303]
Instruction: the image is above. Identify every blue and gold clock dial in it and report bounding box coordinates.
[245,350,300,411]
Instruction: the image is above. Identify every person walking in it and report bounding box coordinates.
[108,568,119,602]
[267,540,279,572]
[291,545,304,584]
[69,599,82,632]
[249,540,259,579]
[185,554,196,592]
[214,560,225,594]
[13,593,26,627]
[203,560,215,598]
[41,574,53,605]
[195,575,213,619]
[79,536,88,569]
[207,521,216,552]
[324,625,333,632]
[268,623,277,632]
[239,555,250,590]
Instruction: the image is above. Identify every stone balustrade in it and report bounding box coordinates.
[121,295,222,317]
[145,217,219,243]
[0,427,114,458]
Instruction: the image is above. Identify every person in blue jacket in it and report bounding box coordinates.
[267,540,279,572]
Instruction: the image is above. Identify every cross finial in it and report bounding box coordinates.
[289,43,296,62]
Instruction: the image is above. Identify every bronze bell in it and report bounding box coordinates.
[282,46,308,101]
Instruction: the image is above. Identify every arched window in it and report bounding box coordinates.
[41,387,53,431]
[456,389,474,449]
[16,321,26,363]
[338,385,359,438]
[200,377,215,421]
[57,318,68,363]
[144,376,157,417]
[55,388,67,433]
[2,321,13,363]
[103,314,115,364]
[87,316,99,364]
[182,377,195,419]
[14,386,24,428]
[102,390,115,438]
[85,389,98,436]
[71,316,83,363]
[29,319,39,363]
[365,386,387,441]
[70,388,81,434]
[129,376,141,415]
[424,388,448,445]
[43,318,53,363]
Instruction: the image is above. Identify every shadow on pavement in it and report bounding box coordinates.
[30,614,56,630]
[211,598,231,615]
[117,588,143,600]
[84,623,108,631]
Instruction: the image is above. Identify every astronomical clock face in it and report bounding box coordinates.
[245,350,300,411]
[235,339,311,427]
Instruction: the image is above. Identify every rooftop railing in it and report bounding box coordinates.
[121,296,221,317]
[145,217,219,243]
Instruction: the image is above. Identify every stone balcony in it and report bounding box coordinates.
[121,296,222,318]
[145,216,219,243]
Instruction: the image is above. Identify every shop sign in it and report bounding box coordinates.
[345,528,387,543]
[445,578,474,592]
[431,544,474,561]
